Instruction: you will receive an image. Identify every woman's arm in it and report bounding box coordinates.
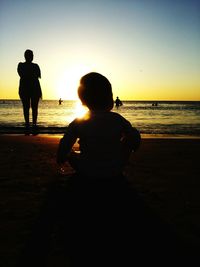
[34,64,41,79]
[17,63,23,77]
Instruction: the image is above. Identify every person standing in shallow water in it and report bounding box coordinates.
[17,49,42,134]
[115,96,122,108]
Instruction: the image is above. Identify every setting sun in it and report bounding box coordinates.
[74,101,88,118]
[56,64,93,100]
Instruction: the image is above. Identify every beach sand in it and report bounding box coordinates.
[0,135,200,266]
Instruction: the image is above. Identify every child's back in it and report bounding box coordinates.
[58,109,140,178]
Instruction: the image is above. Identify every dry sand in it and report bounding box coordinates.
[0,135,200,266]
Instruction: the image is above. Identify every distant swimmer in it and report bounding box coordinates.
[115,96,123,108]
[59,98,63,105]
[152,102,158,107]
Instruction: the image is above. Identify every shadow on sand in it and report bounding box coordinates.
[17,175,190,266]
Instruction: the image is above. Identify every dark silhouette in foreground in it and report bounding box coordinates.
[17,176,188,266]
[18,73,189,266]
[17,49,42,135]
[57,73,140,178]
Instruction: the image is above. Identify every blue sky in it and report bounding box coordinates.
[0,0,200,100]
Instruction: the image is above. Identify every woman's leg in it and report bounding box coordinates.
[21,96,30,127]
[31,96,40,126]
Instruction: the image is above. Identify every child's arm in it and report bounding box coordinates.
[120,127,141,165]
[123,127,141,152]
[56,123,77,164]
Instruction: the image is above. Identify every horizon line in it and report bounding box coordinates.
[0,98,200,102]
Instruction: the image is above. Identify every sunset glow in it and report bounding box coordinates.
[56,64,94,100]
[70,100,86,118]
[0,0,199,101]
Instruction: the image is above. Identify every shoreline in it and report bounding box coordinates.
[1,132,200,139]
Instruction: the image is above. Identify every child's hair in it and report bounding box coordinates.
[78,72,114,110]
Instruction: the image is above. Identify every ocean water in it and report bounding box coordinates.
[0,100,200,136]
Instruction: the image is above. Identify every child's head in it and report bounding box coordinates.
[78,72,114,111]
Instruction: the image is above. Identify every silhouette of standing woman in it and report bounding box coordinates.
[17,49,42,134]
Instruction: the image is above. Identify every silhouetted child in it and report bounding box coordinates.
[56,72,142,265]
[57,73,184,266]
[57,72,140,178]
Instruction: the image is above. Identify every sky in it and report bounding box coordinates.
[0,0,200,100]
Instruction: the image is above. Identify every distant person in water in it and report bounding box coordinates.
[115,96,123,108]
[17,49,42,134]
[152,102,158,107]
[57,72,140,178]
[59,98,63,105]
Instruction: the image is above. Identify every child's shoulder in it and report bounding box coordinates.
[109,111,129,121]
[105,111,132,128]
[71,111,129,125]
[109,111,123,117]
